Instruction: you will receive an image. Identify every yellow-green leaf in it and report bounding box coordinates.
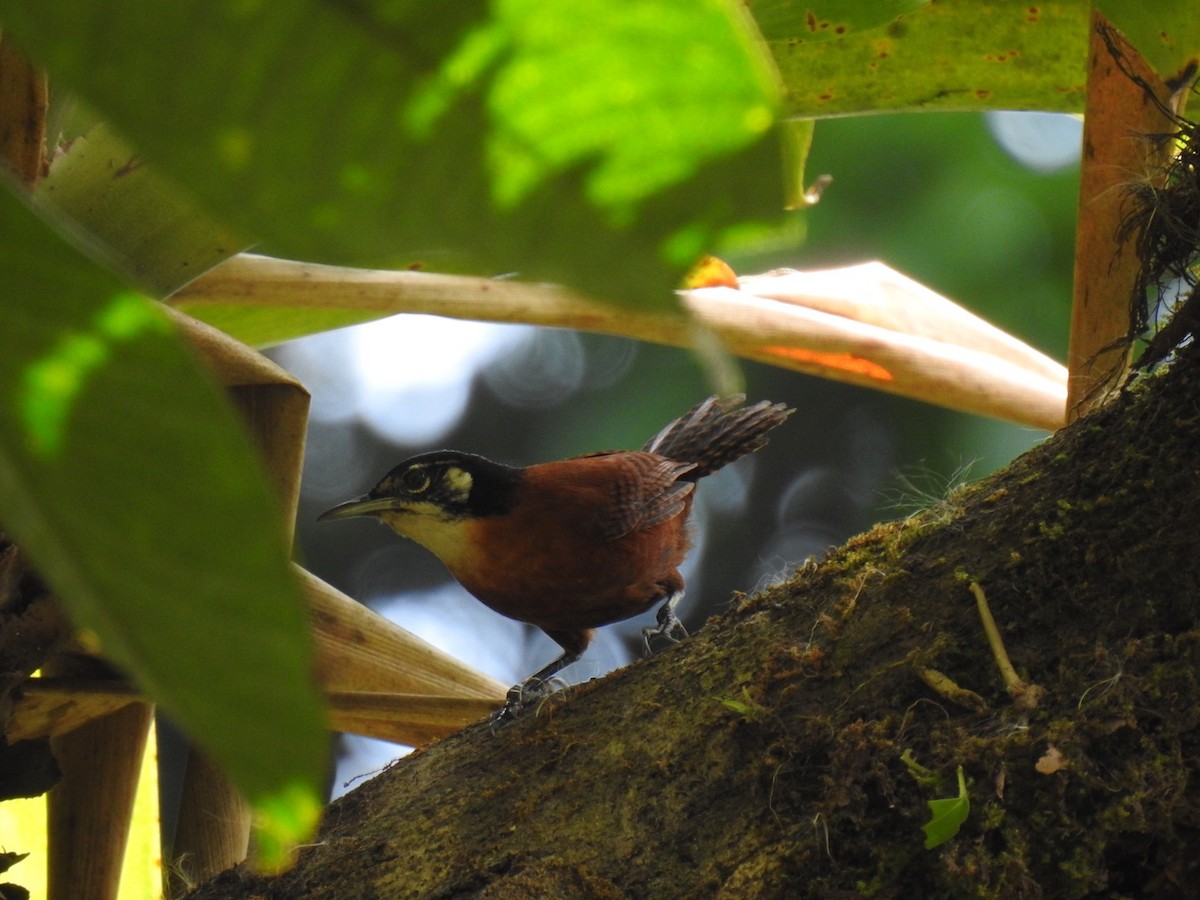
[922,765,970,849]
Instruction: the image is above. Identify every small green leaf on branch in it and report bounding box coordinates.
[922,765,969,850]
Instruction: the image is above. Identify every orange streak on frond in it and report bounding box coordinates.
[761,345,894,382]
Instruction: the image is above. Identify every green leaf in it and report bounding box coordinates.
[752,0,929,43]
[1098,0,1200,78]
[252,780,325,873]
[175,299,386,350]
[0,183,326,841]
[922,765,970,849]
[718,687,768,721]
[34,123,248,297]
[2,0,784,307]
[758,0,1091,117]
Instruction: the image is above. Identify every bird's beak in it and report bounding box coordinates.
[318,494,402,522]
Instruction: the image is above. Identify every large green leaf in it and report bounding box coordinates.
[1,0,783,308]
[0,184,325,859]
[35,123,249,296]
[758,0,1091,117]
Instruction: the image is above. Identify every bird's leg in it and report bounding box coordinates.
[491,628,592,727]
[642,590,687,655]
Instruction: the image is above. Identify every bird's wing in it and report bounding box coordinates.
[593,451,696,541]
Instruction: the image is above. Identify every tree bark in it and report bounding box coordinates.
[189,343,1200,899]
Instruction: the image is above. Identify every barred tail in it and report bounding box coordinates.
[643,395,793,479]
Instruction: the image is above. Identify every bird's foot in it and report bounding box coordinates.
[641,601,688,656]
[489,676,567,729]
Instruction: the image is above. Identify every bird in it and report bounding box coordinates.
[319,394,793,722]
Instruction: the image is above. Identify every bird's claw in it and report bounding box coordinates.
[641,603,688,656]
[489,676,567,729]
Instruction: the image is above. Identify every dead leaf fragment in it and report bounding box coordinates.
[1035,745,1068,774]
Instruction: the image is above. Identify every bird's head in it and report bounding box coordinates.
[319,451,521,561]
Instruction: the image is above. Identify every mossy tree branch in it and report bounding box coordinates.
[190,343,1200,898]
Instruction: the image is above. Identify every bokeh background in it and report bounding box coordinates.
[275,110,1081,791]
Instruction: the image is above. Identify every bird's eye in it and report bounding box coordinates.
[400,467,432,493]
